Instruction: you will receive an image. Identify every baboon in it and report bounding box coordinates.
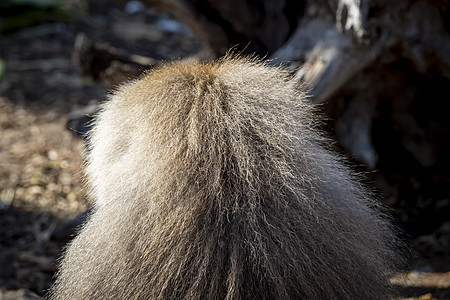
[48,56,403,299]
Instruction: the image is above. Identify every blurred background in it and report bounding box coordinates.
[0,0,449,299]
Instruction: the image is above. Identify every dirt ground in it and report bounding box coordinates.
[0,1,449,299]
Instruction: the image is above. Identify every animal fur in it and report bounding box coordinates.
[48,56,402,299]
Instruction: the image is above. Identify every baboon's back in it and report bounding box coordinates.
[48,57,402,300]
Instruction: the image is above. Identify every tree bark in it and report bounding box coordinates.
[145,0,450,102]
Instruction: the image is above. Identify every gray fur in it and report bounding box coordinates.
[48,56,403,299]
